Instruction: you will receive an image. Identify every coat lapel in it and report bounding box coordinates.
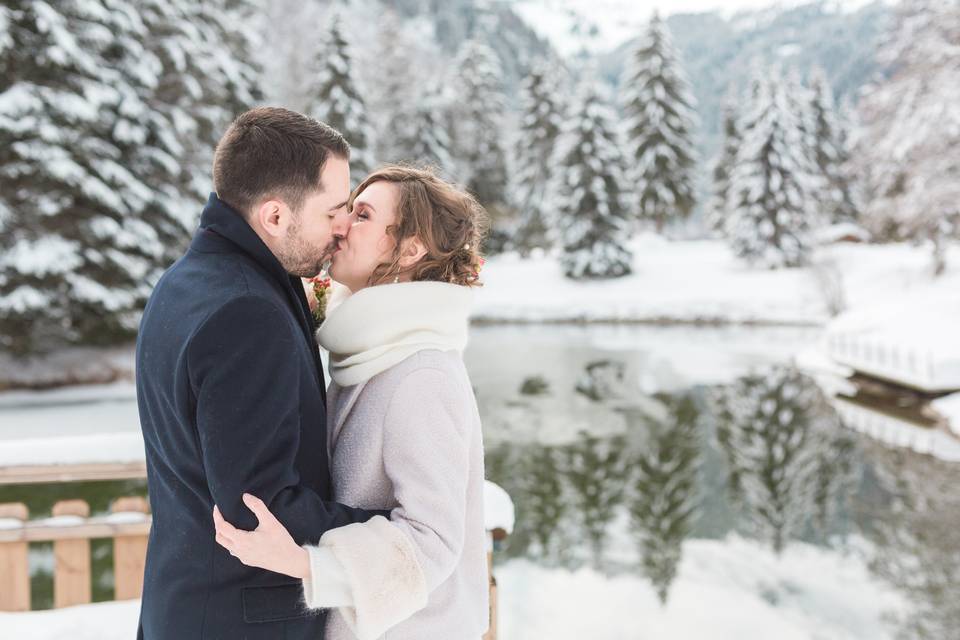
[327,381,368,460]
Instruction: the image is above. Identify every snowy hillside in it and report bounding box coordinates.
[513,0,885,56]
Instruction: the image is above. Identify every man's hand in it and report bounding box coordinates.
[213,493,311,580]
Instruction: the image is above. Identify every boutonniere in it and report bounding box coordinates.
[308,274,332,325]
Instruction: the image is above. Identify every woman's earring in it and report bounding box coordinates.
[393,274,400,284]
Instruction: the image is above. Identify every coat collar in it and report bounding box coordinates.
[190,193,291,285]
[190,192,327,404]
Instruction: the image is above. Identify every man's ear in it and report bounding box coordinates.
[253,200,288,238]
[398,236,428,269]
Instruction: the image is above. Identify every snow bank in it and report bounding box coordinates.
[0,534,904,640]
[932,393,960,438]
[0,600,141,640]
[498,535,905,640]
[483,480,515,534]
[473,236,960,327]
[0,433,145,468]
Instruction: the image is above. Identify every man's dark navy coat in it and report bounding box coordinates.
[135,194,385,639]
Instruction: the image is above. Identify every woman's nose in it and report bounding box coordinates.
[332,211,353,238]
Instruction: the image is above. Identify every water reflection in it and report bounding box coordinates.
[712,366,858,553]
[471,325,960,636]
[864,443,960,638]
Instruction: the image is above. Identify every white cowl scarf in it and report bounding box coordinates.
[316,281,474,387]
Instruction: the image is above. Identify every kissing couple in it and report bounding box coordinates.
[135,106,489,639]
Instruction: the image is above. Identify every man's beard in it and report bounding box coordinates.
[277,218,337,278]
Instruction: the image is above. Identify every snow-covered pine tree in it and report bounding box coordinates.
[0,0,187,356]
[712,366,822,554]
[563,432,628,567]
[307,14,374,185]
[707,97,740,234]
[451,39,509,211]
[366,10,417,165]
[866,441,960,639]
[620,12,699,234]
[556,79,634,280]
[724,68,817,268]
[625,394,701,604]
[811,429,858,537]
[853,0,960,272]
[517,444,571,563]
[510,58,566,256]
[149,0,262,201]
[808,67,858,225]
[393,80,454,173]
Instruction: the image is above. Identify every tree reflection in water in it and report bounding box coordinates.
[483,358,956,632]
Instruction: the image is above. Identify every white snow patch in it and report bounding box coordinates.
[483,480,515,534]
[0,433,145,468]
[497,534,903,640]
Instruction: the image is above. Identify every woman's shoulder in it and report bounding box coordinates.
[368,350,468,396]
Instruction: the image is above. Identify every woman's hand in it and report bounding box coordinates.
[213,493,311,580]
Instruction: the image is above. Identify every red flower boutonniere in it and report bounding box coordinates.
[308,275,332,325]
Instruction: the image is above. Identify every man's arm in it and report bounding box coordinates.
[188,294,387,543]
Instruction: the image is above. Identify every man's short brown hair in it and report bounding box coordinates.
[212,107,350,216]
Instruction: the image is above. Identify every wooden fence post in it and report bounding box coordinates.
[52,500,91,608]
[111,496,150,600]
[0,502,30,611]
[482,527,507,640]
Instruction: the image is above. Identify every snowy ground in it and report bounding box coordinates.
[473,235,960,326]
[0,534,905,640]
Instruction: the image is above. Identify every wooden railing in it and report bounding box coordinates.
[0,497,150,611]
[0,495,508,640]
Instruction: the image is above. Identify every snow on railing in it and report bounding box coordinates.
[823,306,960,393]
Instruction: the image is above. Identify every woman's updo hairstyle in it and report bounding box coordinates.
[348,164,490,288]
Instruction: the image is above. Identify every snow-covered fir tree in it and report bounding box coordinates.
[365,11,418,165]
[556,79,634,280]
[510,58,566,256]
[625,394,701,604]
[563,432,628,567]
[307,14,374,184]
[0,0,189,356]
[451,39,510,211]
[620,12,699,233]
[517,444,571,563]
[141,0,261,203]
[712,366,823,554]
[724,69,818,268]
[808,67,858,225]
[394,80,455,173]
[707,97,740,234]
[853,0,960,273]
[866,441,960,639]
[810,429,858,537]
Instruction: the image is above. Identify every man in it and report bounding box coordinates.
[135,107,387,639]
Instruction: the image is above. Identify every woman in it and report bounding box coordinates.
[212,165,490,640]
